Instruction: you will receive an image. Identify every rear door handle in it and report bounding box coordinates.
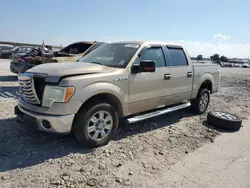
[164,74,171,80]
[187,72,193,77]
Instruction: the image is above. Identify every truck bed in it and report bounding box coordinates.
[192,63,220,97]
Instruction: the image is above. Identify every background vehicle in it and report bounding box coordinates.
[10,46,37,73]
[0,44,14,51]
[0,45,14,57]
[234,63,242,68]
[242,63,250,68]
[10,41,102,74]
[15,41,220,148]
[220,62,225,67]
[0,46,20,59]
[76,42,107,61]
[52,41,95,62]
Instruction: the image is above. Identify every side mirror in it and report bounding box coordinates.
[131,60,156,74]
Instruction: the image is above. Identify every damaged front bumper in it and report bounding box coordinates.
[15,105,74,134]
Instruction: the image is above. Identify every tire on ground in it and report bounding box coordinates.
[207,111,242,131]
[72,101,119,148]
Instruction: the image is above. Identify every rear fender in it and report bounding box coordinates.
[191,73,214,98]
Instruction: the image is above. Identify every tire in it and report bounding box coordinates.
[191,88,210,114]
[207,111,242,131]
[72,101,119,148]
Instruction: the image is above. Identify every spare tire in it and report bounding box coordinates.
[207,111,242,131]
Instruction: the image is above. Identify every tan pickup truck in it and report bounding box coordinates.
[15,41,220,148]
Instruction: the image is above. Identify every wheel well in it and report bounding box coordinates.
[79,93,123,117]
[199,80,212,93]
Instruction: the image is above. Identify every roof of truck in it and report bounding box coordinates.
[110,41,183,48]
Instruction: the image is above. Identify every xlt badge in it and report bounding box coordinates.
[113,77,128,82]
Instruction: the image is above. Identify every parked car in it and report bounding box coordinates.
[234,63,242,68]
[10,41,99,74]
[76,42,107,61]
[221,62,230,67]
[242,63,250,68]
[0,44,14,51]
[0,46,20,59]
[15,41,220,148]
[220,62,225,67]
[52,41,95,62]
[0,45,14,57]
[10,46,38,73]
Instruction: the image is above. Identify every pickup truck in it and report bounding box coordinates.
[15,41,220,148]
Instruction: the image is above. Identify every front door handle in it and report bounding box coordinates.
[164,74,171,80]
[187,72,193,77]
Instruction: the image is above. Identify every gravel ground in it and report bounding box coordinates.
[0,61,249,188]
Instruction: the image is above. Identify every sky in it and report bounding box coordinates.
[0,0,249,58]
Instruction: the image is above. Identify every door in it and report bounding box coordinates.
[129,47,171,114]
[164,46,193,102]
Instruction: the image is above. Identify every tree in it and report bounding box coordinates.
[220,55,228,62]
[210,54,220,63]
[197,55,203,61]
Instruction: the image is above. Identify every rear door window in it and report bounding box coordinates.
[168,48,188,66]
[140,47,166,67]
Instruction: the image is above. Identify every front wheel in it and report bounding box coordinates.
[191,88,210,114]
[72,101,119,148]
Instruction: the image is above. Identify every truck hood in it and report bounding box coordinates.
[27,62,116,83]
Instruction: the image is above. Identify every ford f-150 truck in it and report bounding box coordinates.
[15,41,220,148]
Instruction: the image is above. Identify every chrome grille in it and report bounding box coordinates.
[18,73,40,105]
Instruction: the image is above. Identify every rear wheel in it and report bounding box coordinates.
[191,88,210,114]
[72,101,119,148]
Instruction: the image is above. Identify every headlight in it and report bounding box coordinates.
[42,86,75,107]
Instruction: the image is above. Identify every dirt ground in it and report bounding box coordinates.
[0,61,250,188]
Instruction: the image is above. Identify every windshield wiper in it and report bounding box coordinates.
[89,61,104,65]
[86,61,118,68]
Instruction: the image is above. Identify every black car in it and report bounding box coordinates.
[0,46,20,59]
[0,45,14,51]
[0,45,14,58]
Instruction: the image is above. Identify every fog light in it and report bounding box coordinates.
[41,120,51,129]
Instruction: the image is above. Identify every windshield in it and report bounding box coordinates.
[78,43,140,68]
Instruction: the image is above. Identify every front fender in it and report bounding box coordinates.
[74,82,128,106]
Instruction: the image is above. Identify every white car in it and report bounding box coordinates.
[234,63,242,68]
[242,63,250,68]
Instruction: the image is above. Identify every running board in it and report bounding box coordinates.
[126,102,191,124]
